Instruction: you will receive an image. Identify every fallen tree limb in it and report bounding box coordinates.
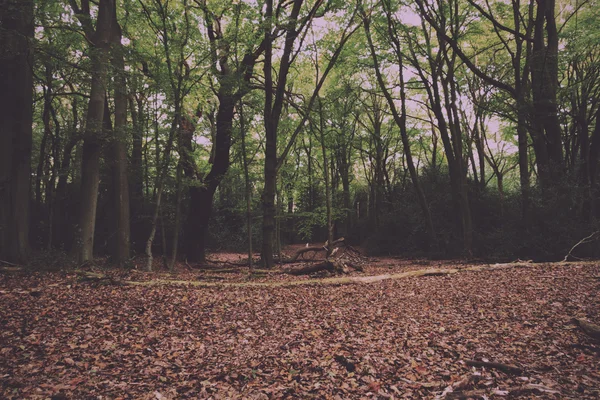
[288,238,347,262]
[564,231,600,262]
[284,260,363,276]
[289,246,327,262]
[0,259,22,267]
[465,360,523,375]
[573,318,600,341]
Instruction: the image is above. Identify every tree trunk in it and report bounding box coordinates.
[0,0,34,263]
[239,100,253,269]
[182,94,236,263]
[317,100,334,254]
[52,129,79,249]
[531,0,563,187]
[73,0,114,262]
[110,6,130,267]
[261,0,276,269]
[146,110,179,271]
[129,95,145,252]
[169,162,183,270]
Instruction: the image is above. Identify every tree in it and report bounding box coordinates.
[109,3,131,267]
[69,0,115,262]
[0,0,34,263]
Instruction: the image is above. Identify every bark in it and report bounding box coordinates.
[52,117,79,249]
[36,63,53,209]
[169,161,183,270]
[261,0,277,269]
[72,0,114,262]
[239,100,253,269]
[145,111,178,271]
[109,5,130,266]
[0,0,34,263]
[289,238,347,262]
[184,97,236,263]
[317,100,334,254]
[530,0,563,186]
[129,94,145,251]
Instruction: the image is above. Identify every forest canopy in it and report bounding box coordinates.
[1,0,600,267]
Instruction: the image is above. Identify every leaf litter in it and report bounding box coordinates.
[0,260,599,399]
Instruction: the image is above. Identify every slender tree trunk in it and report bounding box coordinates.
[276,180,282,263]
[53,128,78,249]
[0,0,34,263]
[74,0,114,262]
[110,6,130,266]
[239,100,253,269]
[169,162,183,270]
[531,0,563,186]
[146,109,179,271]
[129,95,145,252]
[317,101,334,253]
[36,63,53,210]
[160,207,167,268]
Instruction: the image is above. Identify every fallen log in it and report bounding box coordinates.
[288,238,347,262]
[573,318,600,341]
[285,261,338,275]
[464,360,522,375]
[284,259,363,276]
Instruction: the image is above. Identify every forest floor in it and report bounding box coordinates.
[1,246,599,399]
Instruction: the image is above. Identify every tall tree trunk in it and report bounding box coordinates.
[317,100,334,253]
[0,0,34,263]
[169,161,183,270]
[183,96,236,263]
[146,110,179,271]
[531,0,563,186]
[36,63,53,212]
[239,100,253,269]
[261,0,276,268]
[129,94,145,252]
[110,5,130,266]
[73,0,114,262]
[52,101,79,250]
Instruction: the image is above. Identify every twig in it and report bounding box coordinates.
[564,231,600,262]
[0,259,21,267]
